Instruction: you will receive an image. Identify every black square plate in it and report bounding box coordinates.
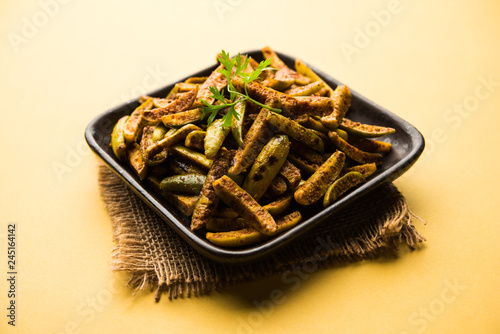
[85,50,424,264]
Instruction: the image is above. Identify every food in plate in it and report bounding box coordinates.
[109,46,396,248]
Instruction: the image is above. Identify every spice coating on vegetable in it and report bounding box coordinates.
[190,148,231,231]
[294,150,346,206]
[213,176,278,236]
[108,47,396,249]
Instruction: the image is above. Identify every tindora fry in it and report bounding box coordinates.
[342,163,377,178]
[212,176,278,236]
[243,135,290,200]
[190,148,231,230]
[268,111,325,153]
[268,175,288,197]
[328,131,383,165]
[290,141,324,165]
[194,63,228,106]
[166,156,206,175]
[205,211,301,247]
[109,47,396,250]
[294,58,335,97]
[123,98,153,144]
[161,108,203,127]
[146,176,199,216]
[340,118,396,138]
[231,76,333,117]
[299,115,330,133]
[287,154,318,176]
[127,143,148,180]
[159,174,207,194]
[321,85,351,129]
[261,46,287,70]
[143,86,198,123]
[262,193,293,216]
[229,107,273,175]
[323,172,366,207]
[184,130,206,151]
[144,124,201,159]
[231,98,246,147]
[111,115,129,161]
[348,136,392,153]
[278,160,302,191]
[172,146,213,169]
[294,150,346,206]
[140,125,168,166]
[286,81,324,96]
[335,128,349,141]
[185,76,208,84]
[205,118,231,159]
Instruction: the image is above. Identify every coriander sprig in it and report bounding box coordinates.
[201,50,281,128]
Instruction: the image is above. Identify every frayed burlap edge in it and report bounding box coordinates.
[98,164,425,300]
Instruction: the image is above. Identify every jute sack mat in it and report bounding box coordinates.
[98,164,425,301]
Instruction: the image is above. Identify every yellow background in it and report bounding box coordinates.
[1,0,499,333]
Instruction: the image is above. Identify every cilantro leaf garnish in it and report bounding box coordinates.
[201,50,281,127]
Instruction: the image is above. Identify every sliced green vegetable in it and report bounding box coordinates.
[231,98,246,147]
[294,150,346,206]
[147,176,199,216]
[268,175,288,197]
[127,143,148,180]
[336,128,349,142]
[321,85,351,129]
[184,130,206,151]
[342,163,377,178]
[143,87,198,123]
[123,98,153,144]
[348,136,392,153]
[229,107,273,175]
[111,115,129,161]
[212,175,277,236]
[144,124,201,159]
[205,118,231,159]
[323,172,366,207]
[268,111,324,153]
[159,174,206,194]
[166,156,206,175]
[339,118,396,138]
[172,146,213,170]
[243,135,290,200]
[191,148,231,230]
[262,193,293,216]
[287,154,318,176]
[161,108,203,127]
[285,81,324,96]
[278,160,302,191]
[294,58,334,97]
[205,211,301,247]
[328,131,383,165]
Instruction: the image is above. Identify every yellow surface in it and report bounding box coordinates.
[1,0,499,333]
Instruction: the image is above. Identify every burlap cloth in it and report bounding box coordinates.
[97,164,425,301]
